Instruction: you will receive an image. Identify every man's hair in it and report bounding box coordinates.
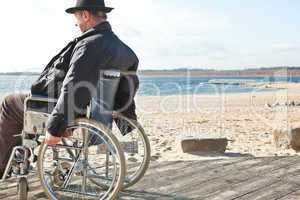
[89,10,107,20]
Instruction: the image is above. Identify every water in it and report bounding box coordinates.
[137,76,296,96]
[0,74,298,97]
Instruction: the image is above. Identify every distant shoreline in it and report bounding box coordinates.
[139,67,300,77]
[1,66,300,77]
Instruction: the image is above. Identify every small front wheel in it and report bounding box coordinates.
[18,177,28,200]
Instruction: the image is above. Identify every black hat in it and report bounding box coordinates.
[66,0,114,14]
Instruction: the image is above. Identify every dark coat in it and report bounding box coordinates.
[31,22,139,137]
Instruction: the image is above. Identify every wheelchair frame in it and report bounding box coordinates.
[1,95,58,183]
[1,95,126,200]
[0,70,151,199]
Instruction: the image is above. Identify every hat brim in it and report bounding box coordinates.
[66,6,114,14]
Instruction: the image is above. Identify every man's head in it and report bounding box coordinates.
[73,10,107,33]
[66,0,113,33]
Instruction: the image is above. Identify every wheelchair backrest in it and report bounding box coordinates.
[23,70,121,135]
[89,70,121,129]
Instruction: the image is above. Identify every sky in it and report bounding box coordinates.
[0,0,299,72]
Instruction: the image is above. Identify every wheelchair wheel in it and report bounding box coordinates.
[18,177,28,200]
[89,113,151,189]
[37,118,126,200]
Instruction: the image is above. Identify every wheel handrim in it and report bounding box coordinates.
[37,119,125,200]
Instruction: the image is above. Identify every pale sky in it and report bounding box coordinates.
[0,0,299,72]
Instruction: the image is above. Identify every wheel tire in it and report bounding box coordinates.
[37,118,126,200]
[18,177,28,200]
[118,115,151,189]
[88,114,151,189]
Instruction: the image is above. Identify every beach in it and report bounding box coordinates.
[1,81,300,161]
[135,83,300,161]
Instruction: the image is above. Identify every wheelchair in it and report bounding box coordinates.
[0,70,150,200]
[90,112,151,189]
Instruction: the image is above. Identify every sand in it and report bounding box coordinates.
[2,82,300,162]
[135,84,300,161]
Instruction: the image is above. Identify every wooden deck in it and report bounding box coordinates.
[1,156,300,199]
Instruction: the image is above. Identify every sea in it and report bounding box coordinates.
[0,75,299,97]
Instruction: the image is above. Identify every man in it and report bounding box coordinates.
[0,0,139,178]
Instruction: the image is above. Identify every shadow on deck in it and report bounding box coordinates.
[1,156,300,200]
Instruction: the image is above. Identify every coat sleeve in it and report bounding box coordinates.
[46,41,99,137]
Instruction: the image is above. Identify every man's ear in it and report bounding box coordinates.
[82,11,91,21]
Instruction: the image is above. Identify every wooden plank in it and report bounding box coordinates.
[152,156,284,195]
[118,190,192,200]
[145,158,242,176]
[200,156,300,200]
[187,156,300,199]
[278,190,300,200]
[0,175,41,199]
[233,175,300,200]
[242,167,300,199]
[1,157,300,200]
[133,157,250,192]
[0,158,246,199]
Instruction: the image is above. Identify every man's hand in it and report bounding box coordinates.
[44,131,61,145]
[44,130,72,145]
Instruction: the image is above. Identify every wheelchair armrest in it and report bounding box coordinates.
[25,95,58,104]
[25,95,58,114]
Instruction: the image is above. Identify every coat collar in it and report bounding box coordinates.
[83,21,111,36]
[93,21,112,32]
[75,21,111,42]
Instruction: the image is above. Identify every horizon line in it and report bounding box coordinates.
[0,66,300,74]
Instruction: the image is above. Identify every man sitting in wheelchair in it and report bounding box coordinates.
[0,0,139,179]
